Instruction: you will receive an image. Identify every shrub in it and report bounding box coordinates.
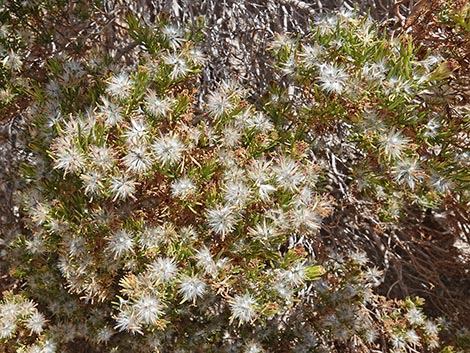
[1,2,468,353]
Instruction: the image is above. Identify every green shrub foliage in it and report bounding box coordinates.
[1,3,468,353]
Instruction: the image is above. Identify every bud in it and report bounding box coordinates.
[428,59,460,81]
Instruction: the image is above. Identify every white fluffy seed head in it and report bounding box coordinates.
[109,175,137,201]
[379,129,409,161]
[152,134,185,166]
[106,72,133,100]
[123,118,148,146]
[26,311,46,334]
[206,90,233,118]
[392,159,425,190]
[133,295,163,325]
[122,145,153,174]
[144,90,173,117]
[171,177,196,198]
[206,205,238,236]
[147,257,178,283]
[106,229,135,259]
[229,293,257,324]
[178,275,206,303]
[317,62,349,94]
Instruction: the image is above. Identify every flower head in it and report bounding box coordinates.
[223,181,251,207]
[280,261,308,287]
[188,48,207,65]
[390,333,407,351]
[0,319,16,339]
[171,177,196,198]
[317,62,349,94]
[133,295,163,325]
[406,307,425,325]
[424,320,439,336]
[379,129,409,160]
[229,293,257,324]
[106,72,133,100]
[81,171,104,196]
[163,53,190,80]
[53,144,86,176]
[300,44,324,68]
[269,33,295,53]
[109,175,137,201]
[288,205,321,231]
[122,145,153,174]
[89,145,116,171]
[206,90,234,118]
[405,329,420,346]
[274,157,305,191]
[114,307,142,334]
[3,49,22,71]
[152,134,185,166]
[162,24,185,49]
[106,229,135,259]
[246,112,274,133]
[392,159,425,189]
[123,118,148,146]
[206,205,238,236]
[178,275,206,303]
[99,97,124,127]
[147,257,178,283]
[96,326,114,344]
[244,342,264,353]
[423,118,441,137]
[144,90,173,117]
[362,60,387,82]
[314,14,338,35]
[248,220,277,240]
[26,311,46,334]
[221,125,242,147]
[195,247,218,277]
